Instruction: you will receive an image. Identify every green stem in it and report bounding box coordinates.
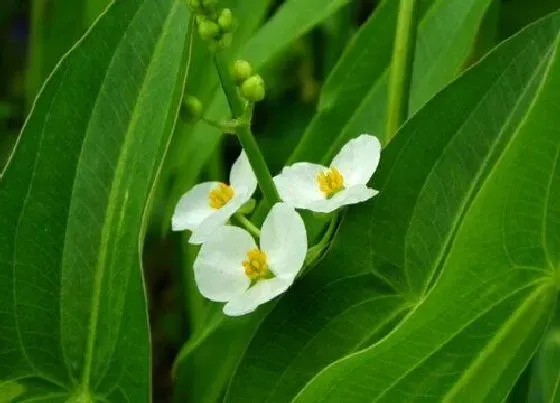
[385,0,418,141]
[234,213,261,238]
[214,54,281,208]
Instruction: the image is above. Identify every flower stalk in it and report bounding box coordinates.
[385,0,418,141]
[234,212,261,239]
[214,53,281,208]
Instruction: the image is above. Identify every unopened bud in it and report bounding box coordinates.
[180,96,203,123]
[198,20,220,41]
[233,60,252,83]
[240,75,266,102]
[218,8,233,31]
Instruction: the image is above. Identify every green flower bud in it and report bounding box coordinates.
[218,8,233,31]
[233,60,252,83]
[198,20,220,41]
[240,75,266,102]
[180,96,203,124]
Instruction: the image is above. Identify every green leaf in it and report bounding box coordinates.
[225,275,409,403]
[0,0,191,400]
[288,11,560,402]
[289,0,493,164]
[240,0,349,69]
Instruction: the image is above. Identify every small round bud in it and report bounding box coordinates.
[218,8,233,31]
[180,96,203,124]
[240,75,266,102]
[198,20,220,41]
[233,60,252,83]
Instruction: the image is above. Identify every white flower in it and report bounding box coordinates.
[172,150,257,244]
[193,203,307,316]
[274,134,381,213]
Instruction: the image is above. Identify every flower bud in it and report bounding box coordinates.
[240,75,266,102]
[180,96,203,124]
[218,8,233,31]
[233,60,252,83]
[198,20,220,41]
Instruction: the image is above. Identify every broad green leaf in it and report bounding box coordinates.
[0,0,191,400]
[289,12,560,402]
[289,0,493,164]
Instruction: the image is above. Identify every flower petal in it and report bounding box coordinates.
[194,226,255,302]
[331,134,381,186]
[273,162,326,209]
[260,203,307,279]
[171,182,220,232]
[223,277,293,316]
[306,184,378,213]
[229,150,257,195]
[189,190,252,244]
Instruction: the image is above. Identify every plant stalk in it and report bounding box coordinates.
[213,54,281,208]
[385,0,418,141]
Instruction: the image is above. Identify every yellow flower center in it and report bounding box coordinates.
[208,183,234,209]
[317,167,344,197]
[242,248,273,281]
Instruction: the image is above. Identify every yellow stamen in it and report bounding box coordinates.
[242,248,272,281]
[317,167,344,197]
[208,183,234,209]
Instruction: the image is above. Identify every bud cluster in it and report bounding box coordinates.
[188,0,234,48]
[233,60,266,103]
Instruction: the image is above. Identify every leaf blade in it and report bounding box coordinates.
[0,0,191,400]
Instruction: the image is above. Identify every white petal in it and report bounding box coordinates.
[171,182,219,232]
[306,185,378,213]
[194,226,255,302]
[331,134,381,186]
[223,277,293,316]
[229,150,257,196]
[273,163,326,209]
[189,190,252,244]
[260,203,307,279]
